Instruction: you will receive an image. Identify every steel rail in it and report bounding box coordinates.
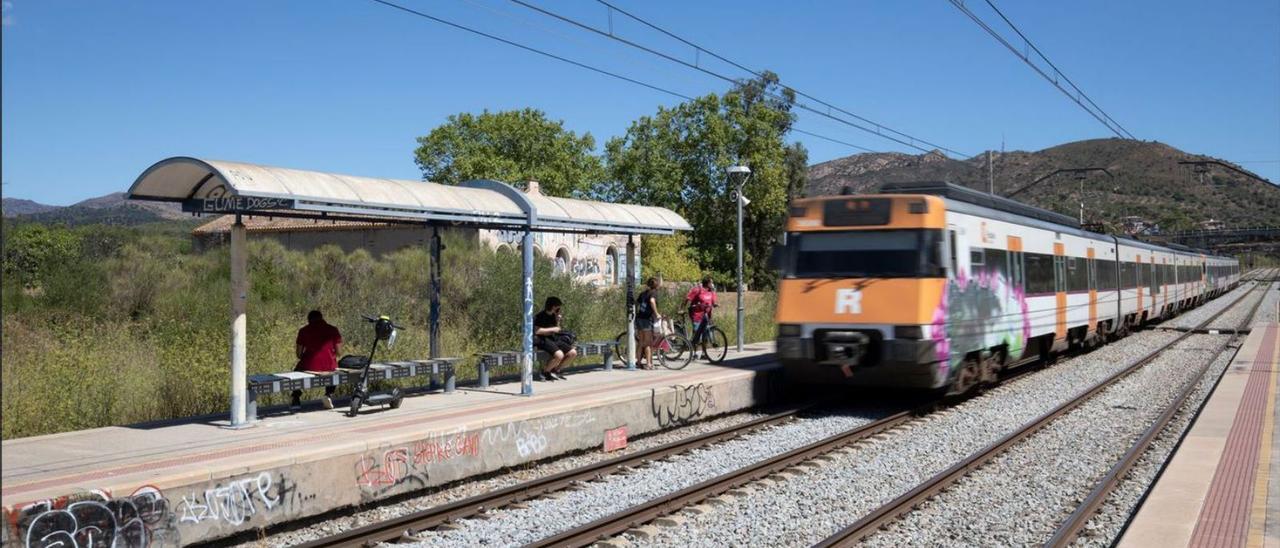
[1044,279,1271,547]
[815,279,1262,548]
[523,409,916,548]
[294,403,817,548]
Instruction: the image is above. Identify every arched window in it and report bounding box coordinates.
[554,247,571,276]
[496,244,513,254]
[605,246,618,284]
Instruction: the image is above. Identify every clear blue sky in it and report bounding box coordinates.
[3,0,1278,205]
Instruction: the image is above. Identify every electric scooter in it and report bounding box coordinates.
[347,314,406,417]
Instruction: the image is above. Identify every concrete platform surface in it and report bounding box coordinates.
[1,345,781,547]
[1120,323,1279,548]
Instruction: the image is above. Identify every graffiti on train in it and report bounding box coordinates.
[651,383,717,427]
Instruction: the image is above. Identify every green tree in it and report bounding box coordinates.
[600,72,805,289]
[414,108,606,197]
[641,233,702,283]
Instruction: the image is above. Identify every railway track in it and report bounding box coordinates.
[815,278,1269,548]
[293,403,824,548]
[1046,277,1274,547]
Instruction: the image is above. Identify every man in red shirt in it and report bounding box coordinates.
[292,310,342,410]
[685,275,719,350]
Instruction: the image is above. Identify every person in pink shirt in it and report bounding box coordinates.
[685,275,719,351]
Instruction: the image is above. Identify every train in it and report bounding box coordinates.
[774,181,1240,395]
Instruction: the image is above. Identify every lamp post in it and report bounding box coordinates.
[728,165,752,352]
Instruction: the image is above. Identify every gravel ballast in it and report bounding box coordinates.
[859,334,1232,548]
[1166,283,1254,329]
[1251,282,1279,325]
[1207,282,1270,330]
[635,330,1182,548]
[256,410,775,547]
[1069,340,1237,547]
[391,407,886,547]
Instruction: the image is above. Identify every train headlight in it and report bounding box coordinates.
[894,325,924,340]
[778,324,802,338]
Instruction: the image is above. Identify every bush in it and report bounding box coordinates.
[1,224,778,439]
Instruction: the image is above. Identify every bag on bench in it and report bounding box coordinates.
[557,330,577,348]
[338,355,369,370]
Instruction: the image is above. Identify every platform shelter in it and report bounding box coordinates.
[126,156,691,427]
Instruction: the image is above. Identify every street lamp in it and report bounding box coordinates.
[728,164,752,352]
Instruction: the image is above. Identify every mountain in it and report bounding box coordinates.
[806,139,1280,233]
[1,198,59,217]
[3,192,187,225]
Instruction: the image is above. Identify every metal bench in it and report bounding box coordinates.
[475,340,615,388]
[245,357,460,420]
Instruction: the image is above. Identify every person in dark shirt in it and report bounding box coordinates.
[292,310,342,410]
[533,296,577,381]
[634,278,663,369]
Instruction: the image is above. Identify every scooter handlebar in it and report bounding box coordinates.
[361,314,406,330]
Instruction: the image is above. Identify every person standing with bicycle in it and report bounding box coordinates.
[685,275,719,356]
[634,278,663,370]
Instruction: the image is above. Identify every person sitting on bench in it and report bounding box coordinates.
[534,297,577,381]
[292,309,342,411]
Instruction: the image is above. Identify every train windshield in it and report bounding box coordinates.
[785,229,945,279]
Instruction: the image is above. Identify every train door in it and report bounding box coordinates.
[1054,242,1066,341]
[1087,248,1097,335]
[1008,236,1024,293]
[1141,253,1152,316]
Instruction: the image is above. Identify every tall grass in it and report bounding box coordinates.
[1,226,776,439]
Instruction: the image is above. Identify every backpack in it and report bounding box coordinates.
[635,290,653,319]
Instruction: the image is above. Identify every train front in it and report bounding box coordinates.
[774,193,949,390]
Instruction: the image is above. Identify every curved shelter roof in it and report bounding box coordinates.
[127,157,691,234]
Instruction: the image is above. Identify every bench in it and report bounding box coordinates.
[475,340,615,388]
[245,357,461,420]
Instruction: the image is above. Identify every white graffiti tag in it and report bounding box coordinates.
[176,473,279,526]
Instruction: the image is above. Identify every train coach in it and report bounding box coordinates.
[774,181,1239,396]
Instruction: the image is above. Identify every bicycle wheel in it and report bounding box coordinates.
[661,333,693,369]
[613,331,627,360]
[704,327,729,363]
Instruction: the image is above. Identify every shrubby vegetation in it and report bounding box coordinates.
[1,221,776,439]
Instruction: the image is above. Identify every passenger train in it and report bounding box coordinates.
[774,182,1240,395]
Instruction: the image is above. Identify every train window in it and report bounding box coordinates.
[1150,263,1159,294]
[1025,253,1056,295]
[1096,260,1116,291]
[1069,258,1089,292]
[1053,255,1066,293]
[970,248,985,267]
[984,248,1008,279]
[789,229,946,278]
[949,231,958,276]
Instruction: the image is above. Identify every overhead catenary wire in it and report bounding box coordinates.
[366,0,880,154]
[589,0,969,158]
[946,0,1137,140]
[507,0,967,158]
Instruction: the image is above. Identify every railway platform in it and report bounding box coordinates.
[1,345,781,547]
[1121,322,1279,548]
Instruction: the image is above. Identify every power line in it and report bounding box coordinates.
[590,0,969,158]
[506,0,968,157]
[947,0,1137,140]
[366,0,879,154]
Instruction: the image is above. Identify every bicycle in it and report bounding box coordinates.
[675,310,728,364]
[613,315,693,370]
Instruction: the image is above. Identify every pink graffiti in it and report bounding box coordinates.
[355,448,412,488]
[411,433,481,465]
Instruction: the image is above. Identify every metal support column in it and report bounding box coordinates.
[430,226,453,392]
[429,226,441,359]
[625,235,636,370]
[229,215,249,427]
[520,229,535,395]
[736,189,745,352]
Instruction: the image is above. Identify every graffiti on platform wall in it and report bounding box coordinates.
[481,411,597,459]
[931,269,1030,377]
[174,472,307,528]
[651,383,717,428]
[12,485,180,548]
[355,430,482,497]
